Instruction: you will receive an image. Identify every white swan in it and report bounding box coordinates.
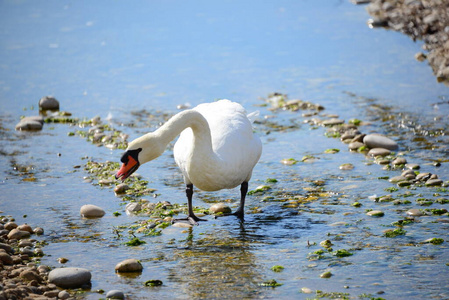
[116,99,262,224]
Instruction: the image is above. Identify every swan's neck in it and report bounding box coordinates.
[155,110,212,149]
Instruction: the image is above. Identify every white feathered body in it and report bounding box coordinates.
[173,100,262,191]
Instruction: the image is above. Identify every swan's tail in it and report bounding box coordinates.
[247,111,259,124]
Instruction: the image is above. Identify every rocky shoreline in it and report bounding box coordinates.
[0,214,75,300]
[361,0,449,85]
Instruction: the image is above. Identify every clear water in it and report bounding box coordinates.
[1,1,448,299]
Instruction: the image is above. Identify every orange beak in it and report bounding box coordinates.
[115,155,139,181]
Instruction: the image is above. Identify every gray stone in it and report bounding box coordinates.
[125,202,141,213]
[105,290,125,299]
[425,179,443,187]
[363,134,398,150]
[0,242,13,254]
[114,183,130,194]
[58,290,71,300]
[322,118,344,126]
[209,203,232,214]
[405,163,420,170]
[368,148,391,157]
[392,157,407,166]
[48,267,91,288]
[389,176,408,183]
[7,228,31,240]
[39,96,60,110]
[15,118,43,131]
[406,209,423,216]
[348,141,365,151]
[80,204,105,218]
[416,172,431,182]
[115,259,143,273]
[366,210,384,217]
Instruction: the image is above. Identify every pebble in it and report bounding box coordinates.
[7,228,31,240]
[339,163,354,170]
[115,259,143,273]
[301,287,314,294]
[58,290,71,299]
[348,141,365,151]
[34,227,44,235]
[106,290,125,299]
[388,175,407,183]
[406,209,424,216]
[367,210,384,217]
[48,267,91,288]
[80,204,105,218]
[416,172,431,182]
[363,134,398,150]
[17,224,33,233]
[425,179,443,186]
[172,222,193,228]
[20,269,42,282]
[4,221,18,230]
[368,148,391,157]
[209,203,232,214]
[320,271,332,278]
[405,163,420,170]
[125,202,142,213]
[15,116,44,131]
[39,96,60,110]
[114,183,130,194]
[392,157,407,166]
[0,252,13,265]
[322,118,345,126]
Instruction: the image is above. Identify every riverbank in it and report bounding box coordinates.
[364,0,449,85]
[0,214,76,299]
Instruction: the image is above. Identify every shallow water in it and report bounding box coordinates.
[1,1,449,299]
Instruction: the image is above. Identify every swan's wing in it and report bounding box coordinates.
[246,111,259,124]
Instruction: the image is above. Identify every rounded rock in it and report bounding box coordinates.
[363,134,398,150]
[34,227,44,235]
[339,163,354,170]
[425,179,443,187]
[7,228,31,240]
[209,203,232,214]
[389,176,407,183]
[115,259,143,273]
[15,119,44,131]
[17,224,33,234]
[367,210,384,217]
[20,269,42,282]
[125,202,142,214]
[4,222,18,231]
[322,118,344,126]
[114,183,130,194]
[368,148,391,157]
[39,96,60,110]
[0,252,13,265]
[80,204,105,218]
[406,209,423,217]
[58,290,71,300]
[405,163,420,170]
[392,157,407,166]
[172,222,193,228]
[348,141,365,151]
[105,290,125,299]
[48,267,92,288]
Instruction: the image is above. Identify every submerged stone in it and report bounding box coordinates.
[367,210,384,217]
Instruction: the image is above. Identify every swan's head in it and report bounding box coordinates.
[115,133,164,181]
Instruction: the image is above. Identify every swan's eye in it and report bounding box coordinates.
[121,148,142,165]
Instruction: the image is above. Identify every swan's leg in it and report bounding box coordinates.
[232,182,248,219]
[172,184,207,225]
